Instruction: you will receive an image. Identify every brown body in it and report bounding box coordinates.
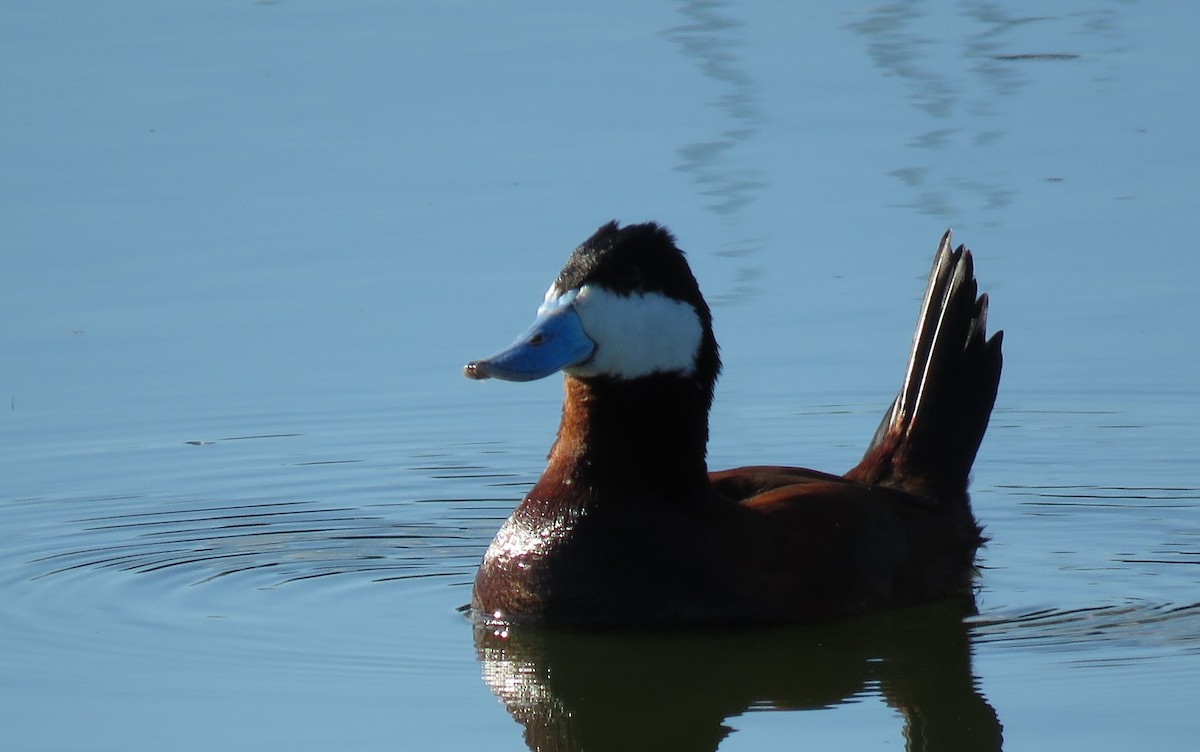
[471,229,1002,626]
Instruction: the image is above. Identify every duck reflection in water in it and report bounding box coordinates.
[475,600,1002,752]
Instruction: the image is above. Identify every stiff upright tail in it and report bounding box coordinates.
[846,231,1003,497]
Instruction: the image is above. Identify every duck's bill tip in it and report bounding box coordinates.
[463,361,490,380]
[460,353,564,382]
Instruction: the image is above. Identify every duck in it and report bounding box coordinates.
[464,221,1003,626]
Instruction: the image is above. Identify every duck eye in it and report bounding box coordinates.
[528,333,545,346]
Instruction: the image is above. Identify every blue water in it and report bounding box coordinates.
[3,1,1198,750]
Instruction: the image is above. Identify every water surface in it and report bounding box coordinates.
[3,1,1198,750]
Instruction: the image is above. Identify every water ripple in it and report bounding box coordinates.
[10,441,528,590]
[999,483,1200,505]
[969,600,1200,659]
[20,494,498,587]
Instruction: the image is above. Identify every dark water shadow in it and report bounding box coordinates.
[475,599,1002,752]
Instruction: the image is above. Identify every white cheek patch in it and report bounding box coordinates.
[565,285,703,380]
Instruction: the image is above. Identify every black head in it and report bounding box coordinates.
[556,222,711,308]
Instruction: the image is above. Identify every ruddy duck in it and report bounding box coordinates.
[465,222,1002,626]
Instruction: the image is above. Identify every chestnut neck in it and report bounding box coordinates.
[545,374,713,497]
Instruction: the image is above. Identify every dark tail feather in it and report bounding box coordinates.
[846,231,1003,497]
